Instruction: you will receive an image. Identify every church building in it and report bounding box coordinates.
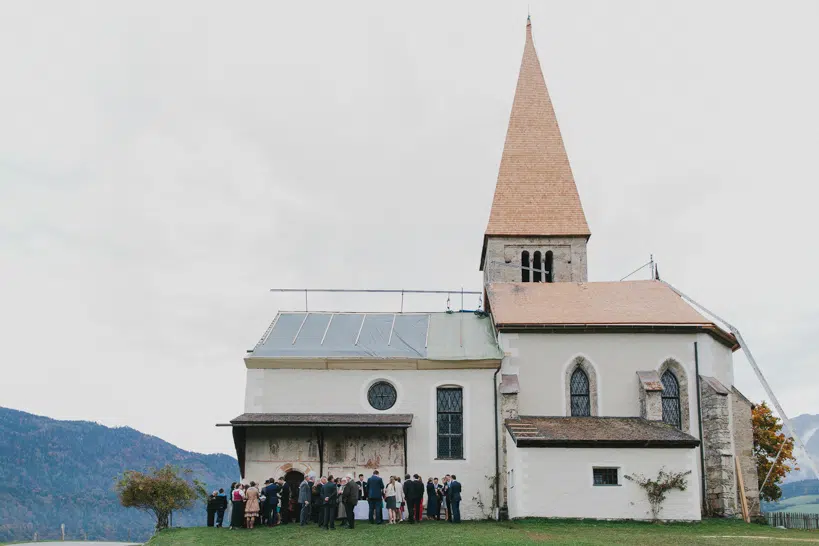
[223,19,758,521]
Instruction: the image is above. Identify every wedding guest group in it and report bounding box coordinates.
[212,471,462,530]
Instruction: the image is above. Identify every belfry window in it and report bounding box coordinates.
[544,251,553,282]
[661,371,682,429]
[570,368,591,416]
[521,251,530,282]
[436,387,463,459]
[533,251,542,282]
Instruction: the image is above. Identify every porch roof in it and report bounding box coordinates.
[225,412,414,428]
[505,416,700,448]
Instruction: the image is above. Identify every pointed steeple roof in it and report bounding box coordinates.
[484,18,590,241]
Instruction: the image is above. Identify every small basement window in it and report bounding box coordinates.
[593,467,619,486]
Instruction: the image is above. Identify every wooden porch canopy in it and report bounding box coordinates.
[217,413,414,478]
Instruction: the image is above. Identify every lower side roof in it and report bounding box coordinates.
[506,416,700,448]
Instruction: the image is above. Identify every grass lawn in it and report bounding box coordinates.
[144,519,819,545]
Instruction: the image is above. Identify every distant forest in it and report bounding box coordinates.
[0,407,238,543]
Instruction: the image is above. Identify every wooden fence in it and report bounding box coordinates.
[766,511,819,530]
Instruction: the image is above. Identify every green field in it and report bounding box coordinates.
[768,494,819,513]
[142,519,819,545]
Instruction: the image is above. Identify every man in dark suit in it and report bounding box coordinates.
[263,478,280,525]
[448,475,462,523]
[403,474,421,524]
[206,491,220,527]
[321,475,337,530]
[356,474,366,501]
[366,470,385,524]
[215,488,228,527]
[412,474,425,522]
[341,475,358,529]
[277,477,291,524]
[298,474,313,526]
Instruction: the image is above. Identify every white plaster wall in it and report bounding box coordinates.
[244,368,498,520]
[499,332,734,437]
[506,438,701,521]
[695,334,735,387]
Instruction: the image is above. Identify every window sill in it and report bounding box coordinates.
[434,458,465,461]
[592,484,621,487]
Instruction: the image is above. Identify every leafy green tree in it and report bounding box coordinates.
[116,465,206,532]
[753,402,798,502]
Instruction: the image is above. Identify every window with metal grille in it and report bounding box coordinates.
[570,368,591,416]
[436,387,463,459]
[367,381,397,411]
[593,467,618,486]
[521,251,530,282]
[661,370,682,429]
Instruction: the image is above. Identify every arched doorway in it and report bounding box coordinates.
[283,470,304,522]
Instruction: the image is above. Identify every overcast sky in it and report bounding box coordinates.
[1,1,817,457]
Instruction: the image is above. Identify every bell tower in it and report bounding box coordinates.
[480,18,590,284]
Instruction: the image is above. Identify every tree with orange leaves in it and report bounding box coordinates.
[753,402,798,501]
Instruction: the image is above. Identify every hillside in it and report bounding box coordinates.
[789,414,819,483]
[0,407,238,543]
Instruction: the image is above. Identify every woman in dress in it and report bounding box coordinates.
[394,475,405,522]
[244,481,261,530]
[230,483,245,529]
[385,476,398,524]
[426,477,440,520]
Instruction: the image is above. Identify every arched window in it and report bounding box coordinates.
[544,251,553,283]
[570,368,591,416]
[533,251,542,282]
[661,370,681,429]
[521,251,530,282]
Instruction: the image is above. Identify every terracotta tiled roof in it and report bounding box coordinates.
[487,280,738,349]
[488,280,713,325]
[485,19,590,239]
[505,416,700,448]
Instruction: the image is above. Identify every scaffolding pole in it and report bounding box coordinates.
[660,280,819,480]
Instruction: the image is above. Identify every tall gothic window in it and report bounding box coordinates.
[436,387,463,459]
[545,251,553,282]
[570,368,591,416]
[521,251,530,282]
[661,370,681,429]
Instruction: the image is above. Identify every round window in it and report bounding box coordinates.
[367,381,397,411]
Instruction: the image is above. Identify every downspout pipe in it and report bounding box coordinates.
[493,364,502,519]
[695,341,707,515]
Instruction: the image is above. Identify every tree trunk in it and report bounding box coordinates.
[155,510,170,532]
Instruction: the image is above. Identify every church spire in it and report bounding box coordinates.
[483,18,590,248]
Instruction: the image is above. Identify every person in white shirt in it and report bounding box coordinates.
[385,476,399,524]
[393,475,405,522]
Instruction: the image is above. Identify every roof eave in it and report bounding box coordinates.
[494,322,738,351]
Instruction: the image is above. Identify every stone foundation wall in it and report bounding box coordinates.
[731,388,760,516]
[701,382,737,516]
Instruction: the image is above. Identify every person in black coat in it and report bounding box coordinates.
[215,488,228,527]
[321,476,338,530]
[263,479,280,525]
[277,478,291,524]
[426,478,440,520]
[366,470,385,524]
[448,475,462,523]
[206,491,220,527]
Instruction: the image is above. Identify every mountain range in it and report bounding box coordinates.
[1,405,817,542]
[0,407,238,543]
[787,413,819,483]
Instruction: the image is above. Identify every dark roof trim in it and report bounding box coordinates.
[494,323,738,351]
[513,438,700,449]
[225,413,413,428]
